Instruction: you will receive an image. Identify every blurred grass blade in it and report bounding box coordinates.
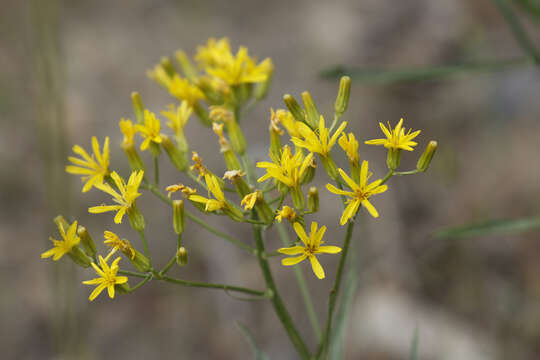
[235,322,270,360]
[514,0,540,23]
[328,265,358,359]
[435,217,540,239]
[409,327,419,360]
[491,0,540,62]
[320,58,530,83]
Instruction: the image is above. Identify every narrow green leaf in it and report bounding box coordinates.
[235,322,270,360]
[320,58,530,83]
[409,327,419,360]
[435,217,540,239]
[328,263,358,359]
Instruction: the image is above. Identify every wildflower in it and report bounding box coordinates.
[291,115,347,157]
[166,183,197,198]
[209,105,234,123]
[326,161,388,224]
[41,221,80,261]
[188,174,227,212]
[66,136,110,192]
[256,145,313,188]
[206,46,272,85]
[167,75,205,105]
[223,169,246,181]
[275,206,296,223]
[338,133,359,163]
[195,37,232,68]
[161,101,192,138]
[119,119,137,148]
[241,191,259,210]
[190,152,209,179]
[104,231,135,260]
[82,255,128,301]
[365,118,420,151]
[273,108,301,138]
[89,170,144,224]
[278,222,342,279]
[135,110,163,151]
[147,63,171,88]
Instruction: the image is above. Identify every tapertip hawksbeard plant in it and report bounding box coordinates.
[42,37,438,359]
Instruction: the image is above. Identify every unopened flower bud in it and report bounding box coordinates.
[334,76,351,115]
[53,215,70,233]
[160,56,176,77]
[173,200,185,235]
[291,186,305,210]
[283,94,306,123]
[193,103,212,127]
[175,50,197,82]
[301,158,316,185]
[131,92,145,124]
[254,64,274,100]
[77,225,96,258]
[161,135,188,172]
[307,187,319,213]
[416,140,438,172]
[301,91,320,129]
[176,246,188,266]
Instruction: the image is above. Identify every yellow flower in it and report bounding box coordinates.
[188,174,227,212]
[291,115,347,157]
[241,191,259,210]
[82,255,128,301]
[167,75,205,105]
[338,132,359,163]
[326,161,388,224]
[278,222,342,279]
[195,37,233,68]
[119,118,137,148]
[89,170,144,224]
[166,183,197,198]
[190,151,209,179]
[104,231,135,260]
[365,118,421,151]
[206,46,273,85]
[275,206,296,223]
[256,145,313,188]
[272,108,301,138]
[147,63,172,88]
[161,101,192,136]
[41,221,80,261]
[66,136,110,192]
[209,105,234,123]
[135,110,163,151]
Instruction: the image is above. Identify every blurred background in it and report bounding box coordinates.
[3,0,540,359]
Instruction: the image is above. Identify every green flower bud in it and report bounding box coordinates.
[193,103,212,127]
[254,65,273,100]
[417,140,438,172]
[53,215,70,233]
[301,91,320,129]
[173,200,185,235]
[160,56,176,77]
[223,149,242,171]
[301,157,316,185]
[175,50,197,82]
[226,119,247,155]
[334,76,351,115]
[283,94,306,123]
[291,186,305,211]
[176,246,188,266]
[77,225,96,258]
[161,135,188,172]
[131,92,145,124]
[307,187,319,213]
[255,192,275,224]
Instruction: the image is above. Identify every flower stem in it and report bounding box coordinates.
[126,274,152,293]
[316,220,355,359]
[277,222,322,341]
[159,255,176,276]
[137,229,152,268]
[154,155,159,186]
[380,169,394,185]
[253,223,312,360]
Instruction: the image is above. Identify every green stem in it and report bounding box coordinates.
[329,112,341,133]
[126,274,152,293]
[137,230,152,268]
[143,182,256,254]
[316,220,355,359]
[253,223,312,359]
[159,255,177,276]
[380,169,394,185]
[161,275,266,296]
[393,169,420,176]
[154,156,159,186]
[277,222,322,341]
[241,153,257,186]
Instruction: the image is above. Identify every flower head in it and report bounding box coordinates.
[166,183,197,198]
[161,101,192,136]
[275,206,296,223]
[135,110,163,151]
[89,170,144,224]
[291,116,347,157]
[278,222,342,279]
[206,46,273,85]
[104,231,135,260]
[223,170,246,181]
[326,161,388,224]
[188,174,227,212]
[190,151,209,179]
[241,191,259,211]
[167,75,205,105]
[66,136,110,192]
[256,145,313,188]
[338,132,359,163]
[41,221,80,261]
[365,118,420,151]
[272,108,301,138]
[119,119,137,148]
[195,37,232,68]
[82,255,128,301]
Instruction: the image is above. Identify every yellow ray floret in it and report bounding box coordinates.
[104,231,136,260]
[167,75,205,105]
[275,206,296,223]
[41,221,80,261]
[66,136,110,192]
[82,255,128,301]
[365,118,421,151]
[338,132,359,163]
[291,115,347,157]
[119,119,138,148]
[206,46,273,85]
[326,161,388,224]
[195,37,232,68]
[241,191,259,211]
[256,145,313,188]
[188,174,227,212]
[278,222,342,279]
[161,101,192,136]
[89,170,144,224]
[135,110,163,151]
